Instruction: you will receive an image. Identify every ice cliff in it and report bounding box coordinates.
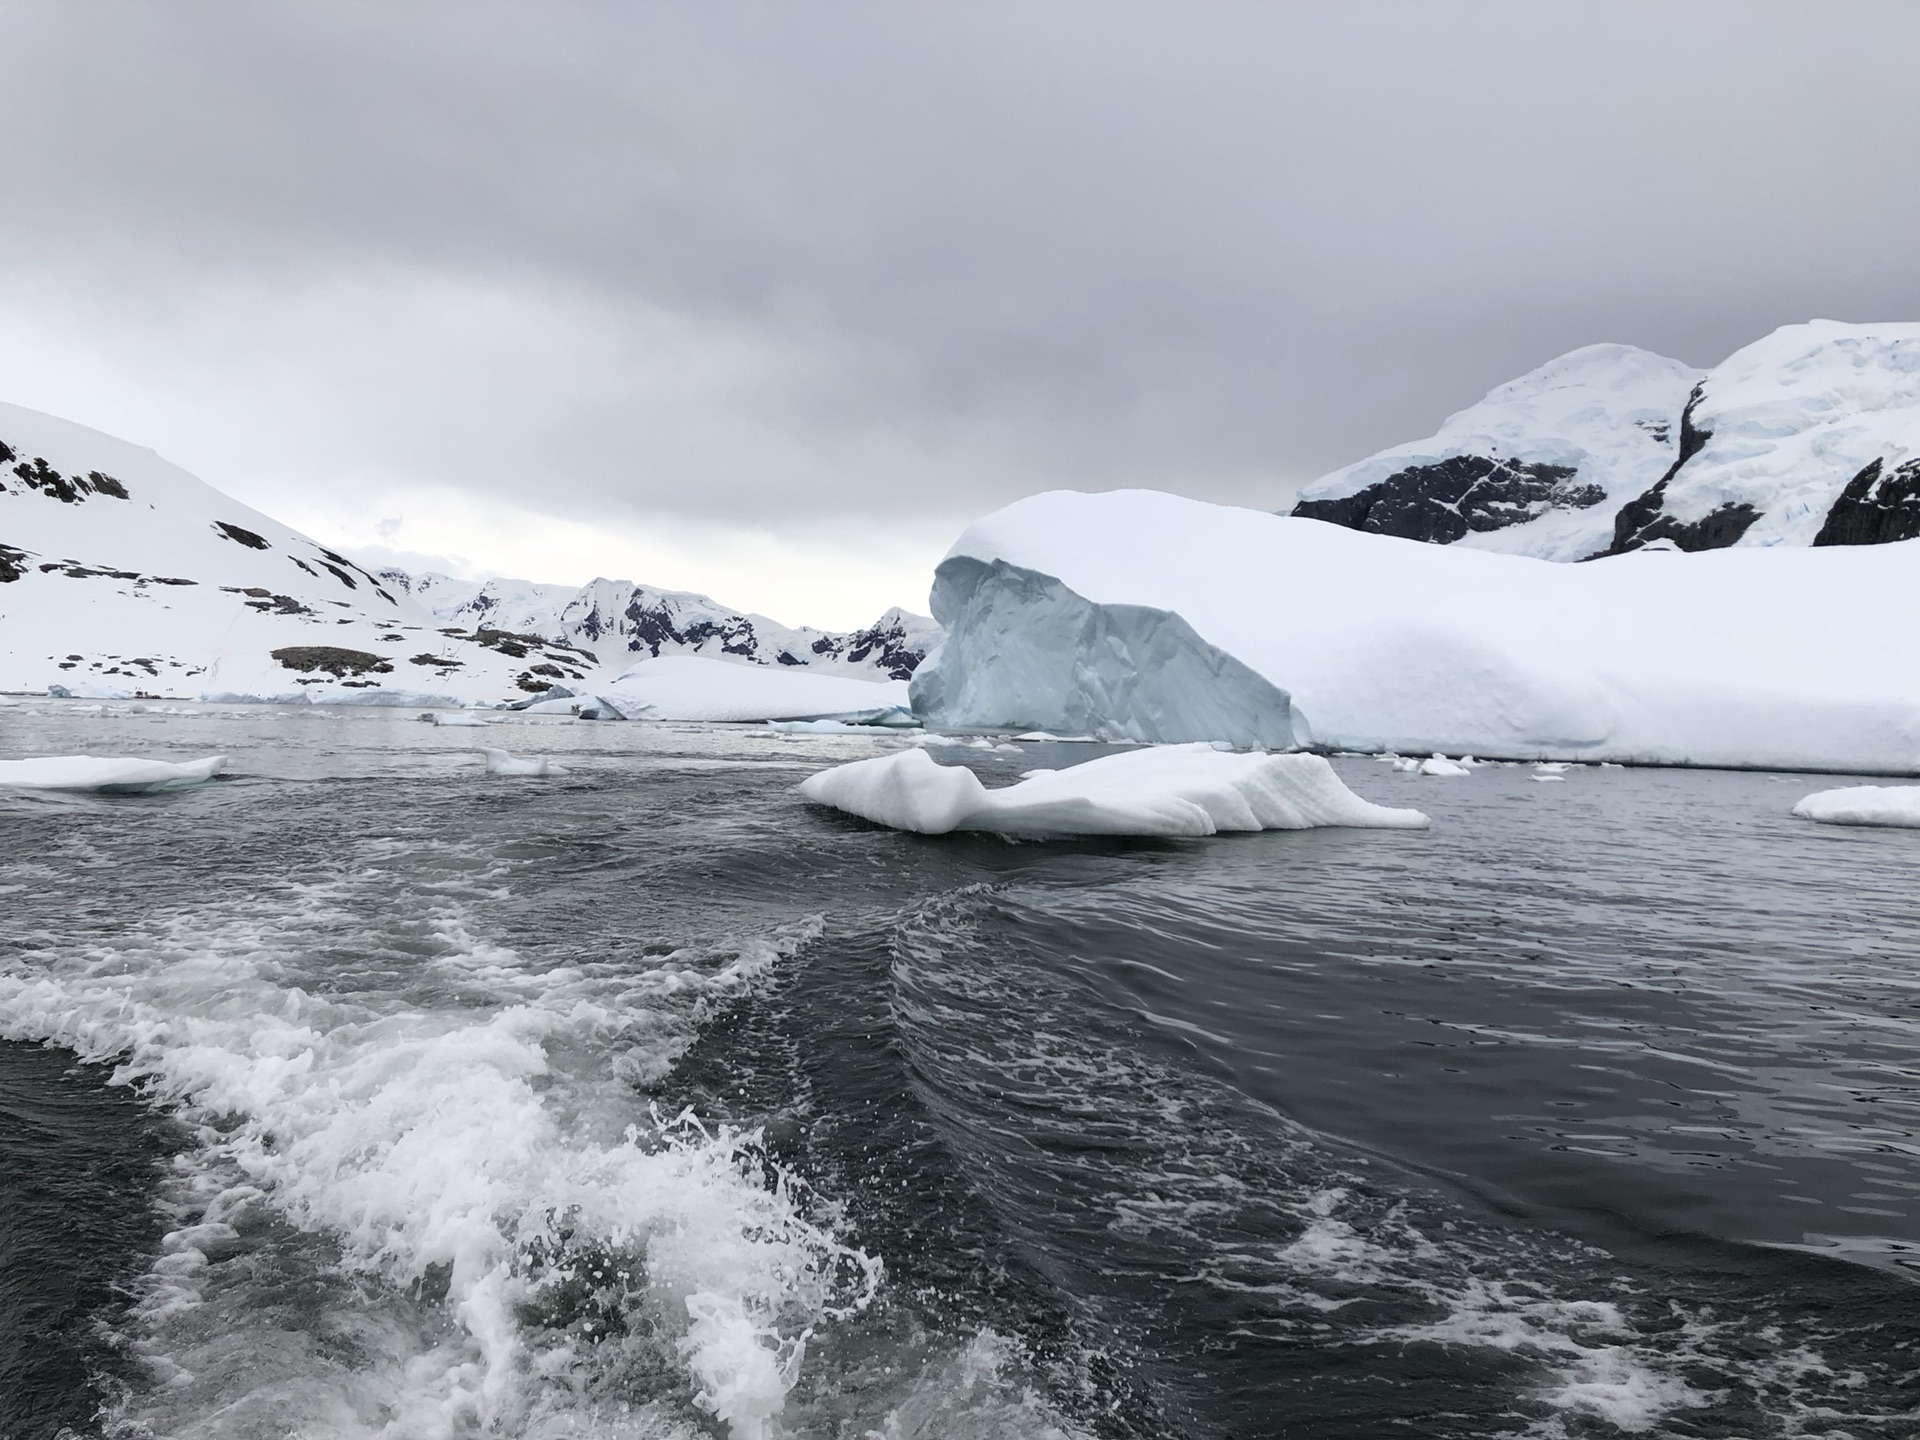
[911,489,1920,773]
[1294,321,1920,561]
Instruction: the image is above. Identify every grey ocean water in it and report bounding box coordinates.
[0,702,1916,1439]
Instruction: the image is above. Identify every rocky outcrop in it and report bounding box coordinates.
[1293,455,1601,544]
[1813,457,1920,546]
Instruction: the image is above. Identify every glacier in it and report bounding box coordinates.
[798,744,1429,838]
[603,656,911,723]
[911,489,1920,774]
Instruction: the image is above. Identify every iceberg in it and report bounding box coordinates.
[1791,785,1920,828]
[483,748,566,778]
[605,655,911,723]
[797,744,1429,838]
[0,754,227,793]
[910,489,1920,774]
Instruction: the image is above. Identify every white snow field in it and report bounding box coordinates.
[1611,320,1920,552]
[1790,785,1920,827]
[0,754,226,792]
[604,656,912,724]
[798,743,1430,837]
[1295,344,1701,561]
[909,489,1920,772]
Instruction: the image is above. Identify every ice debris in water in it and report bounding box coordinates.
[0,754,226,793]
[483,747,566,777]
[1792,784,1920,827]
[424,710,490,727]
[1394,753,1472,777]
[798,742,1429,837]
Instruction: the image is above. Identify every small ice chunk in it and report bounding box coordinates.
[427,712,489,727]
[0,755,227,793]
[798,743,1429,838]
[1417,755,1471,777]
[1534,762,1570,773]
[1791,785,1920,827]
[483,748,567,778]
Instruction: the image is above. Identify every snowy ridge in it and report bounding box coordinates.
[912,489,1920,773]
[1293,345,1700,561]
[0,400,609,703]
[1607,320,1920,553]
[380,569,940,681]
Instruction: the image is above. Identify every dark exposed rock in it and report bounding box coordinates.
[1812,457,1920,546]
[319,562,358,589]
[0,441,13,465]
[214,521,271,550]
[8,456,129,503]
[0,543,27,583]
[270,646,394,678]
[1290,455,1603,544]
[1601,383,1765,554]
[221,586,313,616]
[410,653,462,667]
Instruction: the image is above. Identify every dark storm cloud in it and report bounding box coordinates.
[4,0,1919,526]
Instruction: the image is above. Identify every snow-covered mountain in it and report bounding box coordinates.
[1605,320,1920,553]
[377,571,939,681]
[1294,321,1920,560]
[1291,344,1702,561]
[0,399,929,707]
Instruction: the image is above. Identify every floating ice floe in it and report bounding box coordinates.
[1791,785,1920,828]
[603,655,911,723]
[798,743,1429,838]
[0,754,226,793]
[425,711,490,727]
[483,748,566,778]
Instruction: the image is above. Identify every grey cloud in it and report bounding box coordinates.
[3,0,1919,528]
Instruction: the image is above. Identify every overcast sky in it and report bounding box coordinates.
[4,2,1918,627]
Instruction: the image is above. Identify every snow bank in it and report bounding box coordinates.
[483,748,566,778]
[0,754,226,793]
[797,744,1429,838]
[911,489,1920,773]
[1791,785,1920,827]
[606,656,911,723]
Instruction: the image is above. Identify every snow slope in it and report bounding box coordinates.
[911,489,1920,773]
[798,744,1429,837]
[381,570,940,681]
[1293,345,1700,562]
[0,401,607,703]
[1608,320,1920,553]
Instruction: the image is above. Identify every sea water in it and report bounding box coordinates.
[0,702,1915,1438]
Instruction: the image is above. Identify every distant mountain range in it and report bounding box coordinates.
[0,399,936,702]
[1292,320,1920,560]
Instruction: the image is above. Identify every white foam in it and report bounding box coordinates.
[0,753,226,792]
[0,866,873,1438]
[484,747,567,778]
[1791,784,1920,827]
[799,744,1429,837]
